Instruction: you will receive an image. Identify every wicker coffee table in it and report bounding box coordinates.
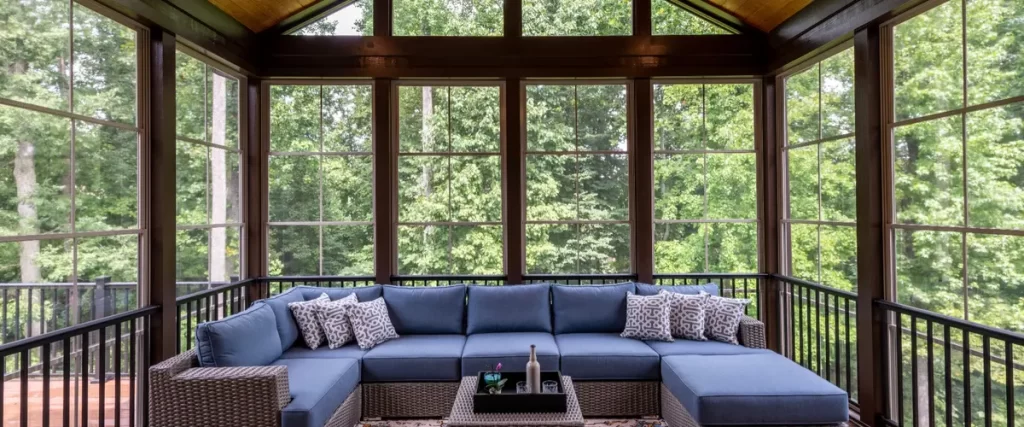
[447,375,585,427]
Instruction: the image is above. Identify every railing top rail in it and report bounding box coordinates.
[875,299,1024,345]
[391,275,506,282]
[773,274,858,299]
[654,273,768,279]
[0,281,230,288]
[175,278,258,305]
[0,305,160,357]
[263,275,377,282]
[522,274,638,279]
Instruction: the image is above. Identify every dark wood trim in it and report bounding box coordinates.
[634,0,653,37]
[373,0,392,36]
[163,0,254,40]
[372,79,394,284]
[147,28,177,363]
[760,75,781,350]
[94,0,258,74]
[267,0,359,35]
[504,0,523,37]
[244,77,266,300]
[854,25,886,427]
[769,0,856,47]
[504,78,525,283]
[261,35,767,77]
[632,78,655,284]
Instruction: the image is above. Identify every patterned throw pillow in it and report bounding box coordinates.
[347,297,399,350]
[704,294,750,344]
[288,293,330,349]
[316,293,359,349]
[660,290,708,341]
[621,292,673,342]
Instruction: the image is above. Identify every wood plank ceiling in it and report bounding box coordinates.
[209,0,812,33]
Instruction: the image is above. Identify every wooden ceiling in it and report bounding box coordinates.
[208,0,812,33]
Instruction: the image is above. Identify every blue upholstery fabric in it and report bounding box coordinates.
[362,335,466,381]
[551,283,635,334]
[300,285,382,302]
[661,353,849,425]
[382,285,466,335]
[262,287,306,351]
[554,333,660,380]
[195,301,282,367]
[466,284,551,334]
[273,358,360,427]
[634,283,720,297]
[645,339,770,356]
[461,332,559,376]
[278,344,368,360]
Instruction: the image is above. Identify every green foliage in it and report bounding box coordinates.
[653,0,729,35]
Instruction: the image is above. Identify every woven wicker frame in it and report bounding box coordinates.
[326,385,362,427]
[738,316,766,349]
[573,381,659,417]
[362,382,461,418]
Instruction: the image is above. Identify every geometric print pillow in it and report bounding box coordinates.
[620,292,673,342]
[660,290,708,341]
[288,293,330,349]
[346,297,399,350]
[703,294,750,345]
[316,293,359,349]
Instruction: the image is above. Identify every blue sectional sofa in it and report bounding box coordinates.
[149,282,849,427]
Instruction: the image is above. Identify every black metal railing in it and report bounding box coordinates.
[656,273,766,319]
[392,275,506,286]
[877,300,1022,427]
[262,276,376,296]
[777,275,859,405]
[0,305,158,427]
[522,274,638,285]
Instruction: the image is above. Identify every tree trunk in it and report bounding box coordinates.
[210,74,228,285]
[15,139,42,337]
[421,87,435,248]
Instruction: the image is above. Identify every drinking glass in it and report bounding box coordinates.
[516,381,530,394]
[542,380,558,394]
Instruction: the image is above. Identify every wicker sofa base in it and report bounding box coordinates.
[574,381,659,417]
[326,385,362,427]
[362,382,461,418]
[660,384,845,427]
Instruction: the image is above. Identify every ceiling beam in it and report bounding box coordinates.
[260,35,768,78]
[265,0,359,36]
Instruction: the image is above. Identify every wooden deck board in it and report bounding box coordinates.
[2,378,135,426]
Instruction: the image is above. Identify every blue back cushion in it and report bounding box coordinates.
[551,283,635,334]
[467,284,551,334]
[196,301,282,367]
[262,287,306,351]
[383,285,467,335]
[300,285,382,302]
[635,282,720,297]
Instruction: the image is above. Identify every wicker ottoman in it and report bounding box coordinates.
[447,376,585,427]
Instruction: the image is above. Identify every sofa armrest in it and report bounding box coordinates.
[150,349,290,427]
[738,316,766,349]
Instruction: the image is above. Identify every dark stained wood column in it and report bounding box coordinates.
[504,78,525,283]
[245,77,266,300]
[147,27,176,363]
[854,24,887,427]
[504,0,522,37]
[634,0,652,36]
[373,0,392,36]
[373,79,394,284]
[633,79,655,283]
[760,76,781,350]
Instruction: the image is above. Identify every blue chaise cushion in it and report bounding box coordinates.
[551,283,635,334]
[383,285,467,335]
[273,358,360,427]
[195,301,282,367]
[461,332,559,376]
[362,335,466,381]
[661,353,849,425]
[467,284,552,334]
[634,282,720,297]
[554,333,660,380]
[645,339,769,356]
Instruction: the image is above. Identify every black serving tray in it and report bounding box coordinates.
[474,371,567,413]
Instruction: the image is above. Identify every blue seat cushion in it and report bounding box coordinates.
[635,283,720,297]
[195,301,282,367]
[554,333,660,380]
[278,344,368,360]
[645,340,770,356]
[273,358,360,427]
[362,335,466,381]
[551,283,635,334]
[461,332,559,376]
[661,353,849,425]
[467,284,552,334]
[382,285,466,335]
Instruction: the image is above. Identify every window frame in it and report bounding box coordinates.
[520,79,635,274]
[263,79,376,277]
[651,77,764,274]
[777,41,858,288]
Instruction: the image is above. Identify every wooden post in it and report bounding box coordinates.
[245,76,266,302]
[504,0,522,37]
[373,0,392,36]
[632,78,655,284]
[634,0,652,36]
[854,24,887,427]
[760,76,782,350]
[147,28,177,363]
[504,78,524,283]
[373,79,394,284]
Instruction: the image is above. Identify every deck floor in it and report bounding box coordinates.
[2,378,135,426]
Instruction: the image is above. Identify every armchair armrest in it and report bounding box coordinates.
[738,316,766,349]
[150,349,290,427]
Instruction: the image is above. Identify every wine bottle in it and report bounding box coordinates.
[526,344,541,394]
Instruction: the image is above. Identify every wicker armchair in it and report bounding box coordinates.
[150,349,361,427]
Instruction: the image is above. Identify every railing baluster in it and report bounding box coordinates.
[964,330,972,427]
[845,297,851,394]
[130,317,137,427]
[825,290,831,382]
[99,326,107,427]
[926,320,934,427]
[21,349,29,427]
[63,337,71,427]
[115,321,123,427]
[943,325,952,427]
[1007,341,1015,427]
[983,336,992,427]
[833,293,840,388]
[896,312,905,427]
[82,332,90,427]
[42,343,51,427]
[911,316,918,427]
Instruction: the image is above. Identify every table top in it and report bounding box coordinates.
[447,375,585,427]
